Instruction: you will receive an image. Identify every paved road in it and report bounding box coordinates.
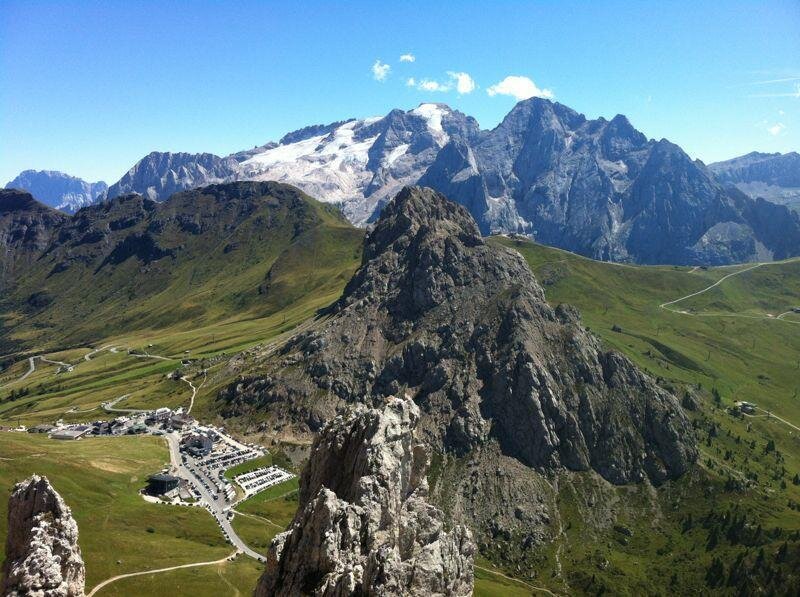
[164,432,266,562]
[0,357,37,390]
[86,549,239,596]
[102,394,148,414]
[84,345,114,361]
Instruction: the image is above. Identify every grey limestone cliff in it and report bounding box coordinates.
[2,475,85,597]
[255,396,475,596]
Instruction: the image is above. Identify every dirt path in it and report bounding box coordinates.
[183,370,206,414]
[745,408,800,433]
[660,263,763,312]
[659,261,800,325]
[86,550,239,596]
[232,509,284,530]
[474,564,559,596]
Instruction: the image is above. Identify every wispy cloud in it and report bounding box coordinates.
[748,83,800,98]
[372,60,391,81]
[399,53,415,63]
[748,76,800,86]
[486,75,553,100]
[411,71,477,95]
[767,123,786,136]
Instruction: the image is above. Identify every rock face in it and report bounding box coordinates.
[5,170,107,214]
[417,99,800,264]
[710,151,800,212]
[2,475,85,597]
[256,396,475,597]
[104,151,239,201]
[221,187,698,544]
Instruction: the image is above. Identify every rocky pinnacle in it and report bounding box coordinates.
[256,396,475,596]
[2,475,85,597]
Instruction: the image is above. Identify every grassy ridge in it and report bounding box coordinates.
[0,183,364,358]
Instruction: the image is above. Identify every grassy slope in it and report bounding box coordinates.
[0,434,232,590]
[482,237,800,595]
[0,184,364,358]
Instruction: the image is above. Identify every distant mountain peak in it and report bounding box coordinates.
[5,170,107,214]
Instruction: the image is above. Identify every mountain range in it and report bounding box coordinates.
[6,99,800,265]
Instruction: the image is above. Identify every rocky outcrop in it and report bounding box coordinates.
[2,475,85,597]
[256,396,474,597]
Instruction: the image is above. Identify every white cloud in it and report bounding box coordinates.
[372,60,391,81]
[486,75,554,100]
[767,122,786,136]
[411,71,477,94]
[399,53,415,63]
[418,79,449,92]
[447,71,476,94]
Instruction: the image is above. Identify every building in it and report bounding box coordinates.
[127,422,148,435]
[93,421,111,435]
[50,427,91,440]
[181,433,213,457]
[170,413,195,429]
[146,473,181,496]
[738,401,756,414]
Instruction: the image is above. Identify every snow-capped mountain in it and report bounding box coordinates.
[77,101,800,264]
[236,103,478,223]
[5,170,107,214]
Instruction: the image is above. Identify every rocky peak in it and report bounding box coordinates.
[2,475,85,597]
[223,186,697,483]
[256,396,475,596]
[362,186,482,259]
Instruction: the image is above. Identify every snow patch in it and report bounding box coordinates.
[411,104,450,146]
[385,144,410,166]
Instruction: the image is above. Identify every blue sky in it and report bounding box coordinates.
[1,0,798,184]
